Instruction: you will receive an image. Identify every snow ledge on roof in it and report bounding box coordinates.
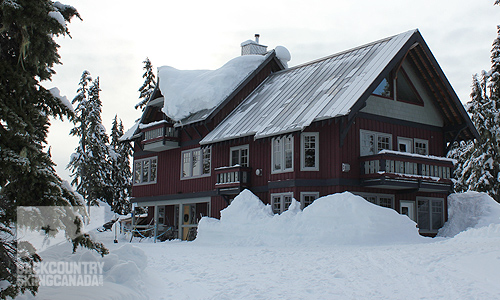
[159,55,267,122]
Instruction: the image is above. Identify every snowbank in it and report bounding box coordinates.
[159,55,266,121]
[196,190,424,246]
[438,191,500,237]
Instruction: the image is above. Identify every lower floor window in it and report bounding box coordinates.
[271,193,294,214]
[417,198,444,232]
[363,194,394,209]
[301,192,319,209]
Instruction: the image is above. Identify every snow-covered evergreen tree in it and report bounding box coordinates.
[451,25,500,202]
[68,75,113,207]
[136,57,156,111]
[109,115,132,214]
[0,1,107,298]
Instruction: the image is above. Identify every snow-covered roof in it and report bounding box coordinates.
[200,30,418,144]
[119,121,140,142]
[158,54,269,122]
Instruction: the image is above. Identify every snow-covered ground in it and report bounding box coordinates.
[15,191,500,300]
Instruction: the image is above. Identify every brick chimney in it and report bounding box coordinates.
[241,34,268,56]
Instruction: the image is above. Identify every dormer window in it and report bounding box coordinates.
[372,68,423,105]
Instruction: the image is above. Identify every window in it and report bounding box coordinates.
[372,68,423,105]
[230,145,249,167]
[397,137,413,153]
[301,192,319,209]
[271,193,294,214]
[414,139,428,155]
[301,133,319,171]
[360,130,392,156]
[356,193,394,209]
[372,75,393,98]
[417,198,444,232]
[272,136,294,173]
[181,147,211,179]
[134,157,158,185]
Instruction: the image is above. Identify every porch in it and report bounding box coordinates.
[360,150,455,192]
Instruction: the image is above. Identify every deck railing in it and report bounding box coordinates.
[215,165,251,190]
[360,150,455,181]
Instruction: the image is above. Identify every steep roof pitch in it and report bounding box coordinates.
[200,29,478,145]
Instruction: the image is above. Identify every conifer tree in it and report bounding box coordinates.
[109,115,132,214]
[451,25,500,202]
[68,75,113,207]
[0,1,107,298]
[136,57,156,111]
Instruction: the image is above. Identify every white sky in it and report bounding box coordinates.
[46,0,500,182]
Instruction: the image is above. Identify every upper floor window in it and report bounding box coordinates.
[181,147,211,179]
[360,130,392,156]
[134,157,157,185]
[230,145,249,167]
[414,139,429,155]
[272,135,293,173]
[301,133,319,171]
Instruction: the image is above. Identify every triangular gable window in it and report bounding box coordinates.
[396,69,423,105]
[372,68,423,106]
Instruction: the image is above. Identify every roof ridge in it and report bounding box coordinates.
[276,29,418,75]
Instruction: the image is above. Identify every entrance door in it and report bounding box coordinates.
[182,204,195,240]
[400,200,416,222]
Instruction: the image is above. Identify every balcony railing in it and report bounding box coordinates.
[140,122,179,151]
[360,150,455,181]
[215,165,251,193]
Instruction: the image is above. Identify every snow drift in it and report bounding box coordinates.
[196,190,425,246]
[438,191,500,237]
[159,55,266,121]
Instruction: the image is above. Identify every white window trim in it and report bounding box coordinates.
[300,192,319,209]
[271,192,294,214]
[133,156,158,186]
[414,138,429,155]
[180,147,211,180]
[301,132,319,171]
[271,135,294,174]
[230,144,249,167]
[354,192,395,209]
[360,130,393,156]
[397,137,413,153]
[416,197,444,233]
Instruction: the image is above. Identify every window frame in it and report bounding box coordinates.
[180,147,211,180]
[414,138,429,156]
[360,130,393,156]
[397,137,413,153]
[301,132,319,171]
[133,156,158,185]
[271,135,294,174]
[230,144,249,167]
[416,197,444,233]
[300,192,319,209]
[271,192,294,214]
[355,192,395,209]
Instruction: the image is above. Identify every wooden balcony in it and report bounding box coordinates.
[215,166,252,195]
[359,150,455,192]
[141,122,179,152]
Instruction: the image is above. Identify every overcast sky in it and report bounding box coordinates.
[47,0,499,182]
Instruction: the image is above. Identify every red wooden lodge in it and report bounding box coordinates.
[121,30,478,240]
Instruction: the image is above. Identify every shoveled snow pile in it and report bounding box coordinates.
[196,190,425,246]
[438,191,500,237]
[159,55,266,121]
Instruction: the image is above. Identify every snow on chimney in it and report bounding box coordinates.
[241,34,267,56]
